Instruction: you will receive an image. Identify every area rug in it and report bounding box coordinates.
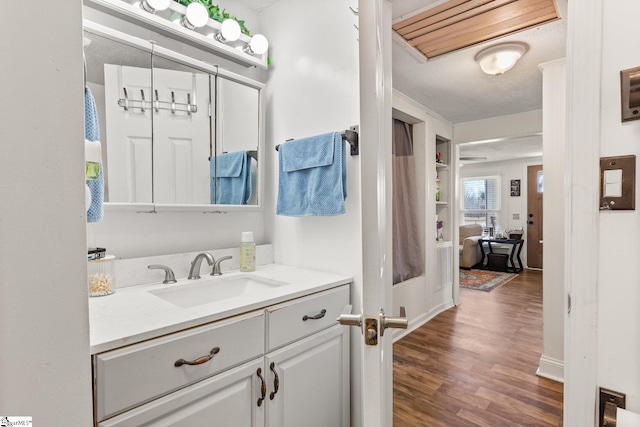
[459,269,517,292]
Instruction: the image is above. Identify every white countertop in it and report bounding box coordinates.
[89,264,352,354]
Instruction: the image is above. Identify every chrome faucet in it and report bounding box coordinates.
[211,256,232,276]
[188,252,215,280]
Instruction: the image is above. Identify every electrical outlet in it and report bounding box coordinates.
[512,213,520,220]
[599,387,626,427]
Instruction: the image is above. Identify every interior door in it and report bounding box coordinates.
[152,65,211,205]
[104,64,153,203]
[527,165,543,268]
[339,1,399,426]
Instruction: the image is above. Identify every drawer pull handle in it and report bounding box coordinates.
[174,347,220,367]
[257,367,267,407]
[303,309,327,321]
[269,362,280,400]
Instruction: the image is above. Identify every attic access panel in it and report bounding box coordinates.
[393,0,560,60]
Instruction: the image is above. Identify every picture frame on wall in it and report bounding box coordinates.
[510,179,521,197]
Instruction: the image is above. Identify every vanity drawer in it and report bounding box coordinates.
[266,285,349,352]
[94,311,264,422]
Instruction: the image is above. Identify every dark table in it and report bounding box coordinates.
[478,238,524,273]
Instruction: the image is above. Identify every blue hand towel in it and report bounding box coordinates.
[276,131,346,216]
[85,87,103,223]
[211,151,252,204]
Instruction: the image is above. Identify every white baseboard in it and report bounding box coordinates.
[392,299,454,342]
[537,354,565,383]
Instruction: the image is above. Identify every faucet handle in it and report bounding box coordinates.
[211,256,232,276]
[148,264,177,284]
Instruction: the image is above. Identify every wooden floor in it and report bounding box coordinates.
[393,269,564,426]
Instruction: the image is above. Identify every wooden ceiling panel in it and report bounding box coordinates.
[393,0,559,60]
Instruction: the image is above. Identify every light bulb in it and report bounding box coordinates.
[140,0,170,13]
[247,34,268,55]
[216,19,241,42]
[181,2,209,30]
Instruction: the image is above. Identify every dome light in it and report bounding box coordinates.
[475,42,528,76]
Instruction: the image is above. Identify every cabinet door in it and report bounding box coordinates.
[266,325,349,427]
[99,358,265,427]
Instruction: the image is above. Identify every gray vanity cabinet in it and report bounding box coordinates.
[92,285,349,427]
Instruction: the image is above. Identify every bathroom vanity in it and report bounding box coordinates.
[90,264,351,427]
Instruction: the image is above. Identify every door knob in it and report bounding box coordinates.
[528,213,534,218]
[528,221,534,225]
[379,306,408,336]
[337,304,362,327]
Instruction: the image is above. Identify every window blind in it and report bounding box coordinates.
[461,176,502,232]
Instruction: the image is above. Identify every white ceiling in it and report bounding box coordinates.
[392,0,567,163]
[392,0,567,124]
[240,0,567,162]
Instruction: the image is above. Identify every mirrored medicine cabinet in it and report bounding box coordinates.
[83,21,264,212]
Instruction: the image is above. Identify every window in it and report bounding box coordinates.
[461,176,502,233]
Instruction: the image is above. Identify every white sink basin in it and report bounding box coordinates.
[149,275,289,308]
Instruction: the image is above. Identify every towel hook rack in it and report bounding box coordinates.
[275,129,359,156]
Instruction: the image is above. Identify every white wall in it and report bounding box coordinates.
[598,0,640,412]
[459,157,541,267]
[455,110,542,144]
[539,59,566,382]
[0,2,93,424]
[260,0,362,424]
[391,92,455,337]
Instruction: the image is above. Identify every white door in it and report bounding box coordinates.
[265,326,349,427]
[104,64,153,203]
[340,1,398,426]
[152,67,211,205]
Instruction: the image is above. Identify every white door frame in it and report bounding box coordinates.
[564,0,602,425]
[358,0,394,425]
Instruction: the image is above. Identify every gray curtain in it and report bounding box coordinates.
[392,119,423,284]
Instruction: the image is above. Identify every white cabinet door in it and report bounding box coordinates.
[99,358,265,427]
[265,325,349,427]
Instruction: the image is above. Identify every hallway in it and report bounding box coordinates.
[393,270,563,426]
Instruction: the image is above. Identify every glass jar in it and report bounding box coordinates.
[88,255,116,297]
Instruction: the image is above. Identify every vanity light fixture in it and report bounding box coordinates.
[140,0,170,13]
[475,42,528,76]
[215,19,242,43]
[245,34,269,55]
[181,2,209,30]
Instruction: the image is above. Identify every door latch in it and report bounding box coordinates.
[338,305,408,345]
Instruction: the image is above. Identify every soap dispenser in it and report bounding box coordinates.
[239,231,256,272]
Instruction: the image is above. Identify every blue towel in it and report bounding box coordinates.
[211,151,252,204]
[85,87,103,223]
[276,131,346,216]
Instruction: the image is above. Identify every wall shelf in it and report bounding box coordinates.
[84,0,269,69]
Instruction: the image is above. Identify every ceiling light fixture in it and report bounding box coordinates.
[181,2,209,30]
[215,19,241,43]
[475,42,528,76]
[244,34,269,55]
